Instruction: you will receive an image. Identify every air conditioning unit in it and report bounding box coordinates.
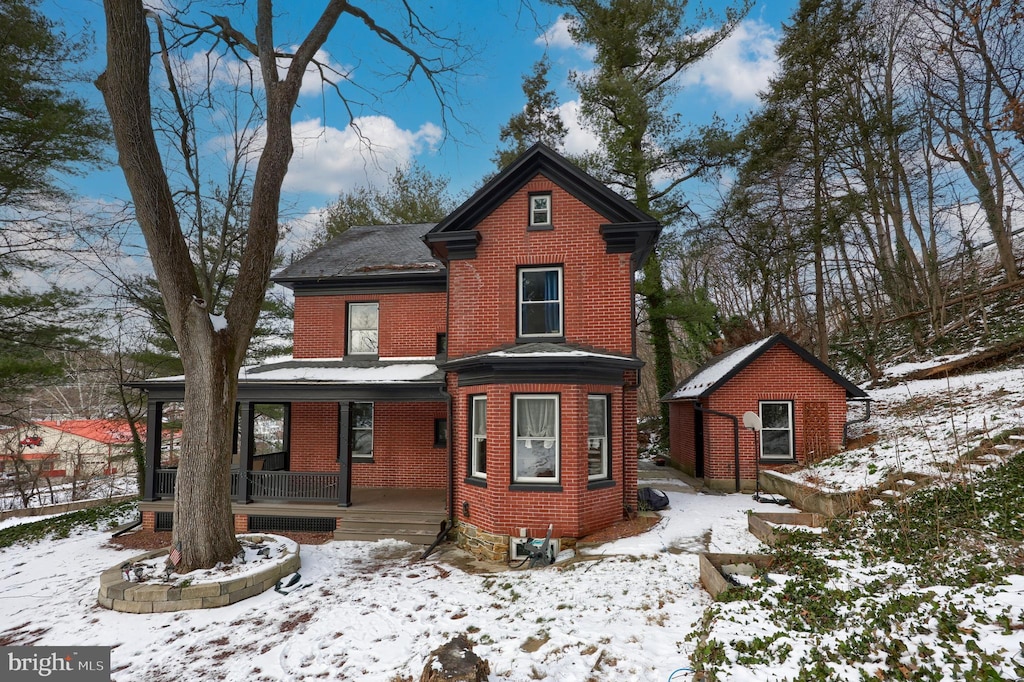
[509,536,559,562]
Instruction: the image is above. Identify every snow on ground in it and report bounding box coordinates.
[3,364,1023,680]
[785,366,1024,492]
[0,484,765,681]
[0,473,137,512]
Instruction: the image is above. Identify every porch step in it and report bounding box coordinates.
[334,511,447,545]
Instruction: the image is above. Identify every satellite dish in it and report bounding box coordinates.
[742,411,762,431]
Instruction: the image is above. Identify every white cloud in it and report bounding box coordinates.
[277,48,352,98]
[284,116,443,196]
[535,15,576,50]
[555,100,601,157]
[677,19,780,104]
[536,16,596,60]
[173,48,350,100]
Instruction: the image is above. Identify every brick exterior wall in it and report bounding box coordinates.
[293,291,446,359]
[449,375,635,546]
[440,173,643,553]
[446,175,635,358]
[289,401,447,489]
[668,345,850,491]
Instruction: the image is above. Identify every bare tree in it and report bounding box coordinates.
[96,0,461,570]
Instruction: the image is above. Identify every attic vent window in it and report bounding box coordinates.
[529,193,551,228]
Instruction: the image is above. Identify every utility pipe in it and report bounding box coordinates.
[694,403,741,493]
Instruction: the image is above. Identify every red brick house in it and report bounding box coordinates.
[663,333,869,492]
[135,144,660,560]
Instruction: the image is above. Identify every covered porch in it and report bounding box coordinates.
[133,358,451,529]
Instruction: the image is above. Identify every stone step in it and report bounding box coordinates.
[333,528,440,545]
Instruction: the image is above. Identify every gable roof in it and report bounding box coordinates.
[663,333,869,400]
[424,143,661,265]
[34,420,139,445]
[272,223,442,288]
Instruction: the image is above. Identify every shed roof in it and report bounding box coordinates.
[663,333,869,400]
[272,222,442,286]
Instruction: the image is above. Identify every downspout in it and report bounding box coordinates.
[694,402,741,493]
[843,398,871,447]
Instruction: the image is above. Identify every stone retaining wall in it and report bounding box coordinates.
[97,546,300,613]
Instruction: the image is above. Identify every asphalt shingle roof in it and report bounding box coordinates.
[273,223,442,283]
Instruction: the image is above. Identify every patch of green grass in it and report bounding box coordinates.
[0,501,137,549]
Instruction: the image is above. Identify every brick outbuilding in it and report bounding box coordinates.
[663,333,869,492]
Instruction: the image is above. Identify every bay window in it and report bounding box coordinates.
[588,395,609,480]
[514,394,559,483]
[470,396,487,478]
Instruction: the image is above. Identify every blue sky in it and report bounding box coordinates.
[47,0,797,250]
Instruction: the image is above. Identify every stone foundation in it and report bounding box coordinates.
[454,521,510,562]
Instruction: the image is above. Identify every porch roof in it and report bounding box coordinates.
[442,342,642,386]
[130,357,446,402]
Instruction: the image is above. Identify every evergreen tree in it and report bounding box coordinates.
[0,0,108,208]
[548,0,749,441]
[0,0,108,411]
[493,56,569,169]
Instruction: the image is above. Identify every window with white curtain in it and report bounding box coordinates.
[514,394,559,483]
[470,396,487,478]
[347,302,378,355]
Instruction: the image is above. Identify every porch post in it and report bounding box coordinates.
[236,401,254,504]
[143,400,163,501]
[337,402,352,507]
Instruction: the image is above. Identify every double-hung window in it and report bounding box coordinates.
[350,402,374,459]
[470,396,487,478]
[529,193,551,227]
[759,401,794,460]
[513,394,559,483]
[348,302,378,355]
[587,395,609,480]
[519,266,563,338]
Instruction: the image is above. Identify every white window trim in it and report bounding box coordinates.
[470,395,487,479]
[513,394,560,484]
[347,302,379,355]
[759,400,794,460]
[518,266,564,338]
[351,402,374,459]
[588,395,609,480]
[530,193,551,226]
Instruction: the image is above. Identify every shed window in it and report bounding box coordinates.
[759,401,794,460]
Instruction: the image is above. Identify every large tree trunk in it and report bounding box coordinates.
[98,0,346,571]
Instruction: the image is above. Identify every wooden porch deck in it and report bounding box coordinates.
[139,487,448,544]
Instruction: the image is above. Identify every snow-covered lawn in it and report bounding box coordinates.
[2,365,1022,680]
[786,366,1024,492]
[0,485,766,681]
